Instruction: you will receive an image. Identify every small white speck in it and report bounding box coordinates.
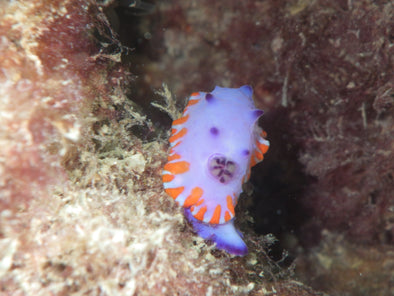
[144,32,152,39]
[346,81,355,89]
[206,286,213,296]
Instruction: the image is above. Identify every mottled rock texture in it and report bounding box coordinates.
[141,0,393,244]
[118,0,393,295]
[1,0,392,294]
[296,230,394,295]
[0,0,323,295]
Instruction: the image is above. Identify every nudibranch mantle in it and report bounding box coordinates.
[162,85,269,256]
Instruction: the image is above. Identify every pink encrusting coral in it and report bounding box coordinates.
[0,1,90,212]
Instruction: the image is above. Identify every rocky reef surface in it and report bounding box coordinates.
[128,1,393,294]
[0,0,392,295]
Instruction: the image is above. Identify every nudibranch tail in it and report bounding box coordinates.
[162,85,269,256]
[184,208,248,256]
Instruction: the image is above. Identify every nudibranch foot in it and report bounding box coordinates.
[184,209,248,256]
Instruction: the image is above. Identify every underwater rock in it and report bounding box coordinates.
[141,0,393,246]
[124,0,393,294]
[0,0,323,295]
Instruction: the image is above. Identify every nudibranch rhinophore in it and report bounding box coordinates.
[162,85,269,256]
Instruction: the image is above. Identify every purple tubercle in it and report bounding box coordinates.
[239,85,253,98]
[205,93,214,102]
[251,109,263,120]
[242,149,250,156]
[210,127,219,135]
